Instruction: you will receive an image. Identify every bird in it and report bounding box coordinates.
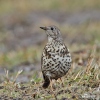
[40,25,72,90]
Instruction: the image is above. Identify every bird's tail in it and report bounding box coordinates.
[42,75,50,88]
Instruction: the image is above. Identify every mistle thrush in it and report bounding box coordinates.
[40,25,72,89]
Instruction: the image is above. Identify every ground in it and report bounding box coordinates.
[0,0,100,100]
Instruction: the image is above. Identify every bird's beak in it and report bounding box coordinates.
[40,27,48,30]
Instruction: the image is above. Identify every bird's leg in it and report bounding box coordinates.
[50,79,53,92]
[60,78,64,87]
[49,78,57,100]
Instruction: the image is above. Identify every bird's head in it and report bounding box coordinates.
[40,25,62,42]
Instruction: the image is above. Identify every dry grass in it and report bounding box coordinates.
[0,45,100,100]
[0,0,100,99]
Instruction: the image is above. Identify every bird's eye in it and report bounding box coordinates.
[51,27,54,30]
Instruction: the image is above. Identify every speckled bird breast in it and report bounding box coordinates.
[41,41,72,79]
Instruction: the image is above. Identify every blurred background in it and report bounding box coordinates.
[0,0,100,82]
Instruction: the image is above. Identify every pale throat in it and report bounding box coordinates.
[48,36,53,42]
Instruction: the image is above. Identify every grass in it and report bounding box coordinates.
[0,0,100,99]
[1,21,100,67]
[0,0,100,14]
[0,46,42,67]
[0,45,100,100]
[0,22,100,99]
